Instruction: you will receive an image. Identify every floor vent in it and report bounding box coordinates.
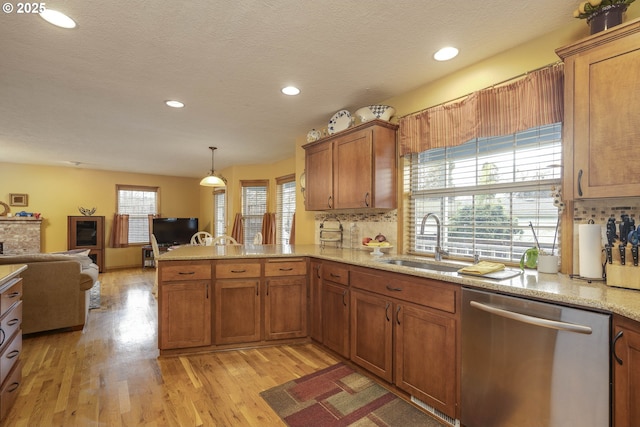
[410,396,460,427]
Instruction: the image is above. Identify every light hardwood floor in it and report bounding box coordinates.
[6,268,339,427]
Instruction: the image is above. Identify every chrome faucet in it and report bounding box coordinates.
[420,213,449,261]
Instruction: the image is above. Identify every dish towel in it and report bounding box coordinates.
[459,261,506,275]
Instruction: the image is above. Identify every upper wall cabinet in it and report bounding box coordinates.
[303,120,398,211]
[557,18,640,199]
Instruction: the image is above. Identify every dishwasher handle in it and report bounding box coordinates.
[470,300,593,335]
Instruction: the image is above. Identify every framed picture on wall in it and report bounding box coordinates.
[9,193,28,206]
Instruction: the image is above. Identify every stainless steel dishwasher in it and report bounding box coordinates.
[461,288,610,427]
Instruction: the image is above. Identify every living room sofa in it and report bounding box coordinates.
[0,252,99,334]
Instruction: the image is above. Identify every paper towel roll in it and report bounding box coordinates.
[579,224,602,279]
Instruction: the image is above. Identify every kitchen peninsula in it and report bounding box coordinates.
[158,244,640,423]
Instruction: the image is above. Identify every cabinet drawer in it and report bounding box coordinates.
[322,263,350,286]
[0,333,20,386]
[0,279,22,317]
[161,262,211,282]
[351,269,457,314]
[265,259,307,277]
[0,302,21,353]
[216,262,261,279]
[0,361,21,422]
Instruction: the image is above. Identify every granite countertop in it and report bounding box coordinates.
[0,264,27,287]
[159,244,640,322]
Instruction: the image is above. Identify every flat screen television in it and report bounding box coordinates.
[152,217,198,246]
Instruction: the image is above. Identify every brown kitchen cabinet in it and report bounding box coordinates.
[557,18,640,199]
[264,259,308,340]
[350,266,460,420]
[612,314,640,427]
[309,260,323,342]
[303,120,398,211]
[158,261,212,350]
[321,262,350,358]
[214,260,261,345]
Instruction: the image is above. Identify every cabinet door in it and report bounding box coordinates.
[395,303,457,419]
[305,141,333,210]
[322,282,350,358]
[159,281,211,349]
[265,277,307,340]
[214,279,261,345]
[350,290,393,382]
[334,129,373,209]
[309,261,322,342]
[613,316,640,426]
[572,31,640,198]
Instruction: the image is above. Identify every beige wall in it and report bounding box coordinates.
[0,162,201,269]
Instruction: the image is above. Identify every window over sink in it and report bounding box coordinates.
[406,123,562,263]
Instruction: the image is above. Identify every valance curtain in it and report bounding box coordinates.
[261,213,276,244]
[110,213,129,248]
[231,213,244,244]
[398,63,564,155]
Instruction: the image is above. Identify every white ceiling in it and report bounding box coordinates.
[0,0,579,178]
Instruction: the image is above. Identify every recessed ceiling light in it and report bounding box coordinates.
[165,100,185,108]
[281,86,300,96]
[433,47,459,61]
[39,9,76,29]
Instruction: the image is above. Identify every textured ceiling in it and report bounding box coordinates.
[0,0,579,178]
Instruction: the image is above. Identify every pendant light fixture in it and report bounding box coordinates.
[200,146,227,187]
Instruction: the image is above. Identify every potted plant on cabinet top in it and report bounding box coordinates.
[574,0,636,34]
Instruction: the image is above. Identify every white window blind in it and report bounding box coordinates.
[214,190,226,238]
[406,123,562,263]
[276,174,296,245]
[241,180,267,245]
[116,185,159,244]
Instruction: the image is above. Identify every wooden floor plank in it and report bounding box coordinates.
[5,267,337,426]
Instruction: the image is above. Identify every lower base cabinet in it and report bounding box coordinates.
[265,277,307,340]
[215,278,261,345]
[613,314,640,426]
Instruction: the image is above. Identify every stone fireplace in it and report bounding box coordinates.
[0,217,43,254]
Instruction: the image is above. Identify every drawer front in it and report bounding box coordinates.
[0,333,21,386]
[161,263,212,282]
[0,279,22,317]
[264,259,307,277]
[351,269,457,314]
[322,263,350,286]
[216,262,261,279]
[0,361,21,422]
[0,302,22,353]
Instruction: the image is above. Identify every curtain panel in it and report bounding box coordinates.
[289,213,296,245]
[398,63,564,155]
[110,213,129,248]
[231,213,244,244]
[261,213,276,244]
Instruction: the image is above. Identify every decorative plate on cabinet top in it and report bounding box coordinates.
[306,129,322,142]
[328,110,352,135]
[355,105,396,123]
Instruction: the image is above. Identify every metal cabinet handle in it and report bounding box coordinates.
[266,282,270,296]
[178,271,195,275]
[256,283,259,296]
[386,285,402,292]
[330,273,341,279]
[385,302,390,321]
[0,329,5,347]
[6,349,19,360]
[231,269,247,273]
[328,196,333,209]
[279,267,293,271]
[364,192,370,207]
[578,169,583,197]
[6,382,19,393]
[342,289,347,306]
[396,306,401,325]
[206,283,209,299]
[613,330,624,365]
[7,292,20,299]
[7,318,19,327]
[315,265,321,279]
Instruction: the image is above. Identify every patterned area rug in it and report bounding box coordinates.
[260,363,445,427]
[89,281,101,309]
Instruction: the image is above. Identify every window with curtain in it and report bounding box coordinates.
[214,189,226,238]
[407,123,562,263]
[241,180,268,245]
[276,174,296,245]
[116,185,159,244]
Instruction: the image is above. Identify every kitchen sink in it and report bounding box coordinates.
[378,258,461,273]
